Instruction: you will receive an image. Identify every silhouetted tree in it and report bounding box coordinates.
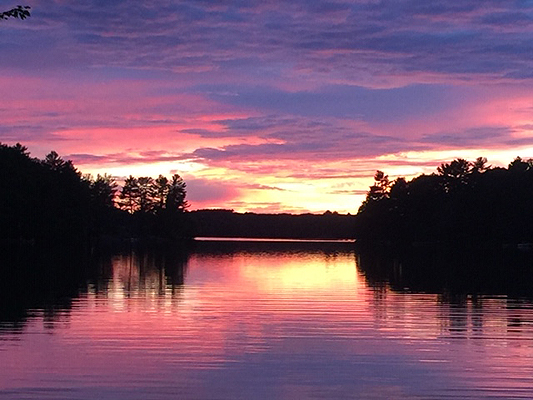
[154,175,170,211]
[117,173,189,215]
[88,174,117,208]
[43,151,65,171]
[1,143,193,243]
[355,156,533,246]
[166,174,189,211]
[137,177,155,213]
[0,144,95,243]
[437,158,470,177]
[119,176,140,213]
[358,170,391,212]
[189,209,355,239]
[508,157,532,173]
[0,5,30,20]
[471,157,490,173]
[389,177,408,199]
[12,142,29,156]
[437,158,471,192]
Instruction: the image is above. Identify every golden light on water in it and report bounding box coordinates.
[240,255,359,293]
[4,244,533,399]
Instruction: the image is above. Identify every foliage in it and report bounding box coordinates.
[0,5,31,20]
[166,174,189,211]
[87,174,117,209]
[1,143,92,243]
[189,209,356,239]
[117,174,189,214]
[355,157,533,245]
[0,143,191,244]
[358,170,392,212]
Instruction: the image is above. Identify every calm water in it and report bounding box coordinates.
[2,241,533,399]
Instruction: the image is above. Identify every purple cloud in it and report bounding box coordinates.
[185,178,240,206]
[2,0,530,83]
[1,0,533,213]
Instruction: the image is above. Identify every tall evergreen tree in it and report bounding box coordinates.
[119,176,140,213]
[166,174,189,211]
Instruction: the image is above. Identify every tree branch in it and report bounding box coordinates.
[0,5,31,20]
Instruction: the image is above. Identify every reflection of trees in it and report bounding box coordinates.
[0,245,93,333]
[86,245,189,315]
[357,245,533,296]
[1,245,189,335]
[357,246,533,337]
[109,248,186,291]
[191,239,355,258]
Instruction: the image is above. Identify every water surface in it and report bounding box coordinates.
[1,241,533,399]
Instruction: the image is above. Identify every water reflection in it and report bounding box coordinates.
[358,246,533,342]
[1,242,533,399]
[357,244,533,296]
[0,245,189,336]
[0,245,92,334]
[92,248,187,302]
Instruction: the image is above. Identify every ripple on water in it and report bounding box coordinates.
[2,245,533,399]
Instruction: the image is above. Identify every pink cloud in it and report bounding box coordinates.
[2,1,533,212]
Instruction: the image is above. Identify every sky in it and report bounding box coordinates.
[1,0,532,213]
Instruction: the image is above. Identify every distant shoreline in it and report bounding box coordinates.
[194,236,356,243]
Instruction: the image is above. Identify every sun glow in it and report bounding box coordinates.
[241,257,358,293]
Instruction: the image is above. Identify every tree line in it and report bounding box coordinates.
[8,141,532,247]
[190,209,356,240]
[355,157,533,247]
[118,174,188,214]
[1,142,357,245]
[0,143,191,245]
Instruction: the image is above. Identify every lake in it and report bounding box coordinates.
[1,240,533,399]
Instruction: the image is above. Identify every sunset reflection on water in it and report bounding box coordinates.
[1,242,533,399]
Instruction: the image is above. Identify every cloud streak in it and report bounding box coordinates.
[1,0,532,212]
[4,1,531,83]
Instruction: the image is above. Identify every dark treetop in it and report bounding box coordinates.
[0,5,30,20]
[354,157,533,247]
[0,143,191,246]
[0,143,354,246]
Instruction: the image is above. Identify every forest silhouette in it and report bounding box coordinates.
[354,157,533,248]
[2,143,533,247]
[2,143,533,329]
[0,143,191,246]
[0,143,356,244]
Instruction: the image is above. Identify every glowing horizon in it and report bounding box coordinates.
[1,1,532,213]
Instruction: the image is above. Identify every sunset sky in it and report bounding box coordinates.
[1,0,532,213]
